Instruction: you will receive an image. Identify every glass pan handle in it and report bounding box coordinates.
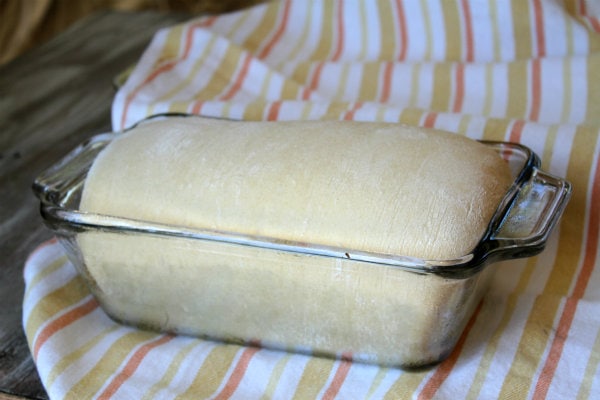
[491,168,571,255]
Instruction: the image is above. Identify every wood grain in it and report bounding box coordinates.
[0,0,265,64]
[0,10,190,399]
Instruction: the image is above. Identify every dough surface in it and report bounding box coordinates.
[77,117,513,366]
[80,117,513,260]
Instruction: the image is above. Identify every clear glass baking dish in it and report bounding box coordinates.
[33,123,571,368]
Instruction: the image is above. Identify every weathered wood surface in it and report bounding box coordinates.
[0,11,190,399]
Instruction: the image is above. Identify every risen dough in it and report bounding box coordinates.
[77,117,513,366]
[80,117,512,259]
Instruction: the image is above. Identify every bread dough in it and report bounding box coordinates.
[79,230,494,366]
[80,117,512,260]
[76,117,512,366]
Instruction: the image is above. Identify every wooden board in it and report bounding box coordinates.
[0,10,190,399]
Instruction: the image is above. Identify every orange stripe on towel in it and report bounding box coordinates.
[331,0,345,62]
[395,0,408,61]
[460,0,474,62]
[220,53,254,101]
[213,347,261,400]
[266,100,282,120]
[97,334,174,400]
[380,62,394,103]
[423,112,438,128]
[533,0,546,57]
[532,152,600,400]
[529,58,542,122]
[302,62,326,100]
[343,102,363,120]
[120,18,216,129]
[509,119,526,143]
[258,0,292,59]
[322,354,353,399]
[33,296,98,360]
[191,100,204,115]
[452,64,465,113]
[579,0,600,34]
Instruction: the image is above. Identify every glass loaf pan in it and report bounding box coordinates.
[33,129,571,369]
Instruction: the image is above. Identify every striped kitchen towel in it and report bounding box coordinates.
[25,1,600,399]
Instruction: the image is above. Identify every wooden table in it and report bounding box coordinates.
[0,11,190,399]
